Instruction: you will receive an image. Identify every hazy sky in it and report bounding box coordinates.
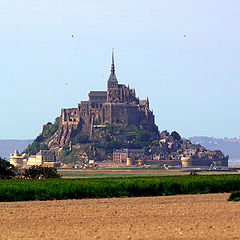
[1,0,239,139]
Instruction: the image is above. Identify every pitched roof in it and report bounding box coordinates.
[89,91,107,97]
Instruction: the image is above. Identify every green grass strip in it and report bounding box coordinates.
[0,175,240,202]
[228,191,240,201]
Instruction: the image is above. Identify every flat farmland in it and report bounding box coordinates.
[1,193,240,240]
[59,168,184,178]
[59,168,240,178]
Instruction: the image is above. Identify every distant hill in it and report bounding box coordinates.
[0,140,33,159]
[189,136,240,161]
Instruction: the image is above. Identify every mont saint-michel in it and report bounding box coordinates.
[58,51,158,146]
[10,52,228,168]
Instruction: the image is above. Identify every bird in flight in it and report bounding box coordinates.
[184,35,186,37]
[71,35,74,38]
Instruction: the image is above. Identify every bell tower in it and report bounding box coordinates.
[107,49,118,90]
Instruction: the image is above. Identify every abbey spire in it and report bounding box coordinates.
[108,49,118,89]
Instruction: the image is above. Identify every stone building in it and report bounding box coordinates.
[10,150,58,168]
[58,51,157,146]
[10,150,28,168]
[150,131,228,167]
[113,148,145,164]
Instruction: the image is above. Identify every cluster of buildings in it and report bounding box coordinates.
[10,150,59,168]
[112,131,228,167]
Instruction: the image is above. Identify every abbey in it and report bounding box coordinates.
[58,51,157,146]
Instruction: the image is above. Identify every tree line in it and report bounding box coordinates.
[0,157,61,179]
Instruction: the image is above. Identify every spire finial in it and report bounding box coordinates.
[112,48,114,63]
[111,48,115,74]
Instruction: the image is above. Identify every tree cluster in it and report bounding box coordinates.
[24,166,62,179]
[0,157,16,179]
[0,157,61,179]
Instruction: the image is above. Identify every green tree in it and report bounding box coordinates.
[35,135,44,143]
[104,135,112,142]
[151,140,159,146]
[24,166,62,179]
[0,158,16,179]
[105,140,123,150]
[39,144,49,150]
[74,133,89,144]
[170,131,181,141]
[136,130,151,142]
[62,145,70,151]
[24,141,40,155]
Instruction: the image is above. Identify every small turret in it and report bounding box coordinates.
[14,150,20,156]
[133,88,136,95]
[146,97,149,108]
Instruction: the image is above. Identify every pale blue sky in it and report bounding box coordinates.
[0,0,239,139]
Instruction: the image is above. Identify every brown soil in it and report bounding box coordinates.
[0,193,240,240]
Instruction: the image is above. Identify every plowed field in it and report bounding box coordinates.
[0,193,240,239]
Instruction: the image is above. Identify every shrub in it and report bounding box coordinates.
[39,144,49,150]
[0,158,16,179]
[105,140,123,150]
[170,131,181,141]
[74,133,89,144]
[24,166,62,179]
[136,130,151,142]
[151,140,160,146]
[228,191,240,201]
